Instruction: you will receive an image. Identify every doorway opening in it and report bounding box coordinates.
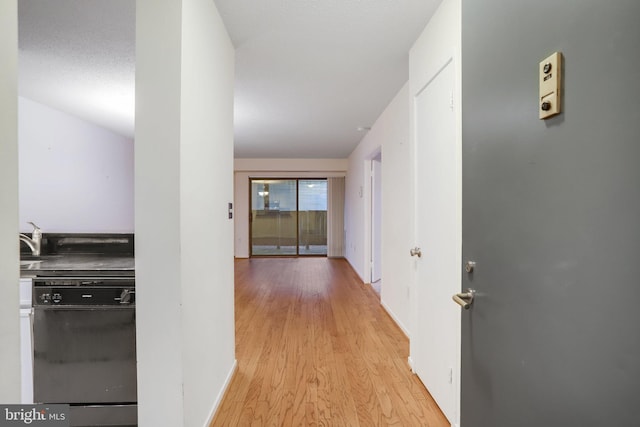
[250,178,328,256]
[370,152,382,294]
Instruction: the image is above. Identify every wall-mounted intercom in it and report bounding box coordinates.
[539,52,562,119]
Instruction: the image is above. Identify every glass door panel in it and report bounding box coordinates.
[298,180,327,255]
[250,178,327,256]
[251,179,297,255]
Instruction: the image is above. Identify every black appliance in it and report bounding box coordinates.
[32,276,137,427]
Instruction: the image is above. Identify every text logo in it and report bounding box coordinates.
[0,405,69,427]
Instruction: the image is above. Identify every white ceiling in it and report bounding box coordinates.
[18,0,442,158]
[18,0,136,138]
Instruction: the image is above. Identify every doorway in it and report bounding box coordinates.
[250,178,328,256]
[370,153,382,292]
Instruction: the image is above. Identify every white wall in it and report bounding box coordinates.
[343,0,461,408]
[409,0,462,340]
[410,0,462,99]
[0,0,21,403]
[235,158,348,173]
[136,0,183,422]
[345,83,412,336]
[180,0,235,423]
[18,97,134,233]
[408,0,462,424]
[136,0,235,425]
[234,158,347,258]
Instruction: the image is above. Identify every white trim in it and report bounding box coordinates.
[362,146,382,285]
[203,359,238,427]
[345,255,367,284]
[407,356,415,373]
[413,57,454,99]
[381,300,410,339]
[362,158,372,284]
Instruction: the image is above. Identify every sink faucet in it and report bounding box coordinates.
[19,222,42,256]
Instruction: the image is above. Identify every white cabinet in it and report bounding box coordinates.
[19,278,33,404]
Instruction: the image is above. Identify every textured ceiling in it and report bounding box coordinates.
[217,0,442,158]
[18,0,442,158]
[18,0,135,138]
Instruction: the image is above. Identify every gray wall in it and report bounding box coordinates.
[461,1,640,426]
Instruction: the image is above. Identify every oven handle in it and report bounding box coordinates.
[119,288,135,304]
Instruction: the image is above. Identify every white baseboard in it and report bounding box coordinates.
[204,359,238,426]
[380,300,410,339]
[344,257,366,284]
[407,356,415,373]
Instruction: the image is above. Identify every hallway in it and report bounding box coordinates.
[212,258,448,426]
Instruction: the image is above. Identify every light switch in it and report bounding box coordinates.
[539,52,562,119]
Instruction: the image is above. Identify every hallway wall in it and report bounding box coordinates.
[136,0,235,425]
[233,158,347,258]
[407,2,462,424]
[345,83,412,336]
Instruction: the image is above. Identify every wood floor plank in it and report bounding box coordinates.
[211,258,449,427]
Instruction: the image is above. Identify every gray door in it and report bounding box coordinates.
[461,1,640,427]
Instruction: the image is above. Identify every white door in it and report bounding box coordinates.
[412,59,461,425]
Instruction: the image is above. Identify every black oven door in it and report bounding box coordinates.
[33,303,137,426]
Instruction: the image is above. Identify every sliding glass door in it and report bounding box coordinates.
[298,180,327,255]
[251,179,297,255]
[250,178,327,256]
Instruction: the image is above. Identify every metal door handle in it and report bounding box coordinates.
[410,247,422,258]
[452,288,475,309]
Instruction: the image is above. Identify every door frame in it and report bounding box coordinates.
[409,53,462,427]
[370,152,382,284]
[362,147,382,285]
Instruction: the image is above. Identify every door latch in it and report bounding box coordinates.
[452,288,476,310]
[464,260,476,273]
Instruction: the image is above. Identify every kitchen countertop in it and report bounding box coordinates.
[20,254,135,277]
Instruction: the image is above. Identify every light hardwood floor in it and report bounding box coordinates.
[211,258,449,426]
